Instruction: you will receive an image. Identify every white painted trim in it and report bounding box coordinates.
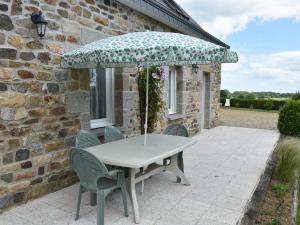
[168,66,177,115]
[90,68,115,129]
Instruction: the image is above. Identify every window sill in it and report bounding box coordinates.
[166,114,185,121]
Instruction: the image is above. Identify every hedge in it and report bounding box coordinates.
[278,100,300,136]
[220,98,287,110]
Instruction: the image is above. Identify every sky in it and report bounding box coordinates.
[177,0,300,93]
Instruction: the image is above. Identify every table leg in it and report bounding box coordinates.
[166,154,190,186]
[129,168,140,224]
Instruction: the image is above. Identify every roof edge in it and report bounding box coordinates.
[116,0,230,48]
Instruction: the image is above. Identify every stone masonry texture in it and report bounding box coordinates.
[0,0,222,211]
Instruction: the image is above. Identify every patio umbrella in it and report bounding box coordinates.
[61,31,238,145]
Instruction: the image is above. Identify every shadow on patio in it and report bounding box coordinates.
[0,126,279,225]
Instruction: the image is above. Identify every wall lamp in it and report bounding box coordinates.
[31,11,48,39]
[192,64,199,74]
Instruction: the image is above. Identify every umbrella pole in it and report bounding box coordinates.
[144,64,149,145]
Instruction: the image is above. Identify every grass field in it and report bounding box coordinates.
[220,107,279,130]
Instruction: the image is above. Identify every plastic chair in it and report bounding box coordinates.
[75,130,101,149]
[70,148,128,225]
[104,126,124,143]
[163,124,189,183]
[75,130,102,206]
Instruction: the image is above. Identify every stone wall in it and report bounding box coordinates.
[0,0,222,210]
[0,0,175,210]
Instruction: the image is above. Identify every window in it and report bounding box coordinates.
[90,67,115,129]
[168,66,177,114]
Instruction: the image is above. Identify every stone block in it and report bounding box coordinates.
[47,83,59,93]
[79,112,90,130]
[13,192,25,203]
[71,5,82,15]
[15,108,28,120]
[0,32,4,44]
[45,140,64,152]
[57,8,68,18]
[51,106,65,115]
[0,107,17,120]
[45,0,58,5]
[15,148,30,161]
[0,194,13,209]
[64,135,76,147]
[1,173,13,183]
[0,48,17,60]
[62,20,80,34]
[46,43,63,54]
[122,92,139,109]
[38,166,45,175]
[2,152,13,164]
[30,177,43,185]
[37,52,51,64]
[20,161,32,169]
[18,70,34,79]
[0,92,26,107]
[54,70,70,81]
[79,18,94,28]
[0,68,14,80]
[8,180,30,192]
[1,163,21,173]
[26,40,43,49]
[36,71,52,81]
[66,91,90,113]
[20,52,35,61]
[7,34,24,49]
[11,0,22,15]
[15,171,36,181]
[0,14,14,30]
[47,20,60,30]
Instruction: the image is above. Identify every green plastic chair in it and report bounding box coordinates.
[75,130,103,206]
[104,126,124,143]
[163,124,189,183]
[75,130,101,149]
[70,148,128,225]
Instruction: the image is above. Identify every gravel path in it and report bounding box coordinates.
[220,108,279,130]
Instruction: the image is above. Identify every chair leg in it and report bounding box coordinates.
[75,185,83,220]
[97,190,105,225]
[121,178,129,217]
[90,192,97,206]
[177,152,184,183]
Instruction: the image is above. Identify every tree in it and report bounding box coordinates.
[220,89,231,99]
[292,91,300,100]
[245,93,256,100]
[238,94,245,99]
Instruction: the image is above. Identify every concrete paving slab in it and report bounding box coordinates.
[0,126,279,225]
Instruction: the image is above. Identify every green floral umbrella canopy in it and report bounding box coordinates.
[61,31,238,68]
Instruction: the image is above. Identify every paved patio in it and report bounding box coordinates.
[0,126,279,225]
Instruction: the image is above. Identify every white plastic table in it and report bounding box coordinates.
[85,133,197,223]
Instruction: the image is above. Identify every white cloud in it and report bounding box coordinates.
[222,51,300,92]
[177,0,300,38]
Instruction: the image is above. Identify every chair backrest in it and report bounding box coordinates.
[71,148,108,190]
[76,130,101,149]
[104,126,124,143]
[163,124,189,137]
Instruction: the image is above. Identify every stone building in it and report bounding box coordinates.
[0,0,231,210]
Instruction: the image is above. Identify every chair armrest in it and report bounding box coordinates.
[108,169,124,177]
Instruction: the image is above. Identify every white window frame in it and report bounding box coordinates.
[90,68,115,129]
[168,66,177,115]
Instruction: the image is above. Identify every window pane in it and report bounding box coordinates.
[90,67,106,120]
[168,69,172,109]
